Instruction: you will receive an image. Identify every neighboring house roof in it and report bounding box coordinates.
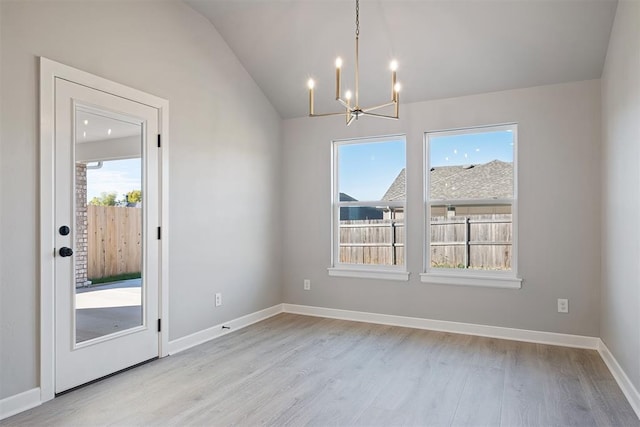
[381,169,406,202]
[382,160,513,201]
[339,192,357,202]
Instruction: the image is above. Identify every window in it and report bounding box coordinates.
[422,124,521,288]
[329,135,408,281]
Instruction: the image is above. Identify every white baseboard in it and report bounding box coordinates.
[167,304,283,355]
[0,388,41,421]
[598,340,640,420]
[282,303,600,349]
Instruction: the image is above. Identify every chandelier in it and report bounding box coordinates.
[307,0,401,125]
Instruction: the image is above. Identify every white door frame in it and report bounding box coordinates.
[39,57,170,402]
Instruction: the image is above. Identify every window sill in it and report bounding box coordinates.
[420,272,522,289]
[328,268,410,282]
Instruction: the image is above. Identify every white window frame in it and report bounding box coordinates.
[328,134,409,281]
[421,123,522,289]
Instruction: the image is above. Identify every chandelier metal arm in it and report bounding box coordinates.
[362,101,397,113]
[360,111,399,120]
[337,98,351,109]
[355,36,360,108]
[309,111,351,118]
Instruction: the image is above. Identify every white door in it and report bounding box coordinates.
[54,78,160,393]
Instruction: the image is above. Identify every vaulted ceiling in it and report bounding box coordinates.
[186,0,617,119]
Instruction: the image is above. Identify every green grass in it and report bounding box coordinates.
[88,272,141,285]
[431,261,466,269]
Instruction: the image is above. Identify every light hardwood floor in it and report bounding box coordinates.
[3,313,639,426]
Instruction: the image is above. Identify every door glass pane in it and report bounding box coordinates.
[74,107,144,344]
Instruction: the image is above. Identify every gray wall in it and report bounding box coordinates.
[601,0,640,394]
[0,1,282,399]
[282,79,601,336]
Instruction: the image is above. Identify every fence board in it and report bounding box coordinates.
[87,205,142,280]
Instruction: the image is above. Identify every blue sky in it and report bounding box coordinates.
[339,139,405,201]
[338,130,513,201]
[430,130,513,167]
[86,158,141,201]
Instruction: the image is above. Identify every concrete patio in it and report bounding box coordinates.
[75,279,142,343]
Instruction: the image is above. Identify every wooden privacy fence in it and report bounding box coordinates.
[430,214,512,270]
[87,205,142,280]
[339,219,405,265]
[339,214,512,270]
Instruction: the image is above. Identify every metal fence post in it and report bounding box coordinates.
[465,217,471,268]
[391,216,397,265]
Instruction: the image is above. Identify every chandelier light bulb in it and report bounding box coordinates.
[335,57,343,68]
[345,90,352,100]
[390,60,398,71]
[394,82,402,93]
[307,79,315,89]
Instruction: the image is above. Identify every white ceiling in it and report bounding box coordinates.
[76,110,141,143]
[186,0,617,120]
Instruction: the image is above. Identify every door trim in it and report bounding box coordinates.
[39,57,170,403]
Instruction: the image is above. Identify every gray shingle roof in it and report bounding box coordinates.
[381,169,406,201]
[382,160,513,201]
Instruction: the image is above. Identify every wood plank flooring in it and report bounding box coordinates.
[3,313,639,426]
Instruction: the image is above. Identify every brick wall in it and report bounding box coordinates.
[75,163,89,287]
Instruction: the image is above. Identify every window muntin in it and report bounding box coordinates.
[426,124,516,274]
[333,136,406,269]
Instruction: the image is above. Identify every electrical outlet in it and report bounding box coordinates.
[557,298,568,313]
[215,293,222,307]
[303,279,311,291]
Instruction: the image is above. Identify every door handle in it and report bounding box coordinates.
[59,247,74,257]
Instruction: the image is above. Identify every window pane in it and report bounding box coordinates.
[335,137,407,269]
[339,207,404,266]
[430,204,512,271]
[338,140,405,202]
[429,130,513,200]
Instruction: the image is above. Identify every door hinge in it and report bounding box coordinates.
[157,134,161,148]
[157,319,162,332]
[157,227,161,240]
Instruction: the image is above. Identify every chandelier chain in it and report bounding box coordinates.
[355,0,360,37]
